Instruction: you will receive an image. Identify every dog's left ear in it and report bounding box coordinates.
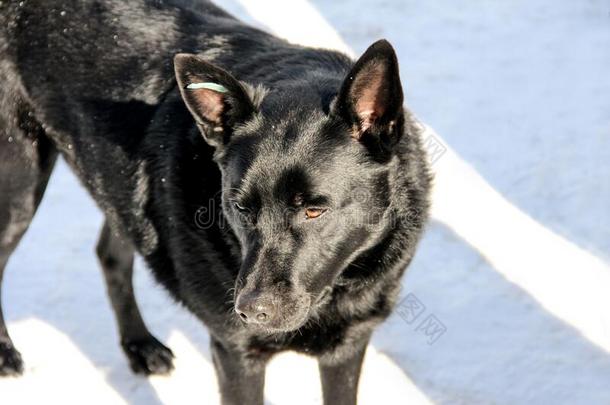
[174,53,255,148]
[333,39,404,147]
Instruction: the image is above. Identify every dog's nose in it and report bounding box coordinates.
[235,292,275,324]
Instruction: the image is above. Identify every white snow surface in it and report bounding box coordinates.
[1,1,610,404]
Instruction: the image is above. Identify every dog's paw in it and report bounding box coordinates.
[122,336,175,376]
[0,343,24,377]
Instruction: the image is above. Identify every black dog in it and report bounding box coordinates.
[0,1,430,403]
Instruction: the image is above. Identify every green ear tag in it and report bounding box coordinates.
[186,82,229,93]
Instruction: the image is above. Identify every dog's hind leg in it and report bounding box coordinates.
[96,221,174,375]
[0,104,58,376]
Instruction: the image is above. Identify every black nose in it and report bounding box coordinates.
[235,291,276,324]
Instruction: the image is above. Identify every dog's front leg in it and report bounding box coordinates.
[318,337,369,405]
[210,338,266,405]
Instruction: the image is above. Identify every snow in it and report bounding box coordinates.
[2,1,609,404]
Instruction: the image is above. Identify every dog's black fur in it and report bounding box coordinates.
[0,1,430,403]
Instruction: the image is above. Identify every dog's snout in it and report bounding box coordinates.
[235,291,276,325]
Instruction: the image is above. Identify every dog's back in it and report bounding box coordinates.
[0,0,271,260]
[2,1,234,147]
[0,0,301,221]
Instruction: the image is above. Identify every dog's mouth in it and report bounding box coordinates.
[234,287,335,334]
[236,306,311,334]
[234,289,332,332]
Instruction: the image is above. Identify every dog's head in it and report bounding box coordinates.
[175,40,405,332]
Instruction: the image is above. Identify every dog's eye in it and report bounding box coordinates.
[305,208,326,220]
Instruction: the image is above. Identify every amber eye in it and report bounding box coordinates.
[305,208,326,220]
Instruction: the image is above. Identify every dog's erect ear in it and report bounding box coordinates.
[174,53,254,147]
[334,40,404,146]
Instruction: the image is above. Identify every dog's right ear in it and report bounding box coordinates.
[333,40,404,151]
[174,54,255,148]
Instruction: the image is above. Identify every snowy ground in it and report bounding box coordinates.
[2,1,610,404]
